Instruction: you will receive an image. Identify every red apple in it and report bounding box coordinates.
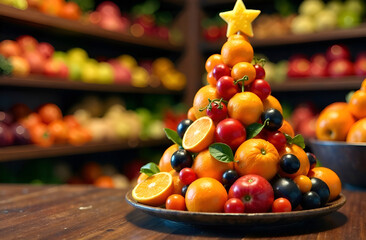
[290,103,316,132]
[108,60,131,84]
[228,174,274,213]
[0,40,22,57]
[326,44,350,62]
[16,35,38,52]
[354,53,366,76]
[297,115,317,139]
[287,56,311,78]
[37,42,54,59]
[24,51,45,74]
[327,58,354,77]
[96,1,121,17]
[204,25,221,42]
[309,54,328,77]
[43,59,69,79]
[99,16,127,32]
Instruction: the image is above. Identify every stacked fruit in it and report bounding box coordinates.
[316,79,366,143]
[131,0,342,214]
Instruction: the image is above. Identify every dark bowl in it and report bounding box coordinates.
[309,139,366,188]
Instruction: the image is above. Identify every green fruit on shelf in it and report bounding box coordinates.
[67,63,82,81]
[315,9,337,31]
[326,0,343,15]
[291,15,315,34]
[337,10,361,29]
[344,0,364,15]
[299,0,325,16]
[97,62,114,84]
[52,51,67,62]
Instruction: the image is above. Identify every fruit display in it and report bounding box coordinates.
[0,35,186,90]
[316,79,366,143]
[131,0,343,214]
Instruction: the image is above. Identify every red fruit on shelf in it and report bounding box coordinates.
[309,54,328,77]
[327,59,354,77]
[58,2,82,20]
[24,51,46,74]
[16,35,38,52]
[354,53,366,76]
[0,40,22,57]
[37,42,54,59]
[287,56,311,78]
[326,44,350,62]
[203,25,221,42]
[0,122,14,147]
[43,59,69,79]
[97,1,121,17]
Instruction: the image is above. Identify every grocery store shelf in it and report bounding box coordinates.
[201,24,366,51]
[0,4,182,52]
[271,76,364,92]
[0,138,171,162]
[0,75,183,94]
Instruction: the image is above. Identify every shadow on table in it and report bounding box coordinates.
[125,210,347,238]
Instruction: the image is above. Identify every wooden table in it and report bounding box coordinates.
[0,184,365,240]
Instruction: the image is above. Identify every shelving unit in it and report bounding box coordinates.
[0,138,171,162]
[0,75,183,94]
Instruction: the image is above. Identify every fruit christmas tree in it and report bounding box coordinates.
[131,0,342,213]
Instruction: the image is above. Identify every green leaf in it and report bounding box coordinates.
[292,134,306,149]
[209,143,234,163]
[246,119,269,139]
[346,91,355,103]
[164,128,182,146]
[284,133,305,149]
[140,162,160,177]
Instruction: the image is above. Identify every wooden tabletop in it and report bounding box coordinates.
[0,184,365,240]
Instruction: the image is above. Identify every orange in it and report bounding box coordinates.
[228,92,263,126]
[182,116,215,153]
[348,90,366,119]
[278,144,310,179]
[94,176,115,188]
[158,144,179,172]
[169,170,185,195]
[293,175,312,193]
[323,102,348,112]
[205,54,224,73]
[228,33,249,42]
[58,2,81,20]
[132,172,174,207]
[187,107,196,122]
[361,78,366,91]
[234,139,280,180]
[137,173,149,184]
[38,103,63,124]
[279,120,295,138]
[192,85,219,119]
[185,177,227,212]
[308,167,342,201]
[207,71,217,86]
[231,62,256,86]
[192,149,234,182]
[346,118,366,143]
[262,95,283,114]
[316,107,355,141]
[48,119,68,144]
[221,38,254,67]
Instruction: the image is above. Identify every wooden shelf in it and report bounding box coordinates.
[0,4,182,52]
[201,24,366,51]
[0,75,182,95]
[0,138,171,162]
[271,76,364,92]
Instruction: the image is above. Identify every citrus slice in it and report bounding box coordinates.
[182,116,215,153]
[132,172,173,207]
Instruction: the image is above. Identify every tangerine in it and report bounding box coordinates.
[182,116,215,153]
[348,90,366,119]
[234,139,280,180]
[262,95,283,114]
[192,149,234,182]
[185,177,227,212]
[293,175,312,193]
[38,103,63,124]
[316,107,355,141]
[132,172,174,207]
[205,54,224,72]
[158,144,179,172]
[308,167,342,201]
[187,107,196,122]
[169,170,185,195]
[361,78,366,91]
[228,92,263,126]
[231,62,256,86]
[346,118,366,143]
[192,85,219,119]
[207,71,217,86]
[278,144,310,178]
[323,102,348,112]
[279,120,295,138]
[94,176,115,188]
[221,38,254,67]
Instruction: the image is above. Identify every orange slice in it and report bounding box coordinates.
[132,172,173,206]
[182,116,215,153]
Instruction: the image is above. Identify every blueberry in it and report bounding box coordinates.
[261,108,283,131]
[301,191,321,210]
[177,119,193,138]
[280,154,300,174]
[306,152,317,169]
[222,170,239,188]
[181,185,189,197]
[170,149,193,172]
[310,177,330,206]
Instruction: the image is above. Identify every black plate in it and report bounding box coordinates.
[125,190,346,226]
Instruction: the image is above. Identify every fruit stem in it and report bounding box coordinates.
[234,75,249,92]
[261,148,266,155]
[199,98,227,112]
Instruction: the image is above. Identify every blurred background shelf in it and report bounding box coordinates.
[0,4,183,52]
[271,76,364,92]
[0,138,171,162]
[0,75,183,94]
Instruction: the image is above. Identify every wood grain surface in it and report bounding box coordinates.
[0,184,365,240]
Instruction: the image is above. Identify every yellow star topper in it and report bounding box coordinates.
[219,0,260,38]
